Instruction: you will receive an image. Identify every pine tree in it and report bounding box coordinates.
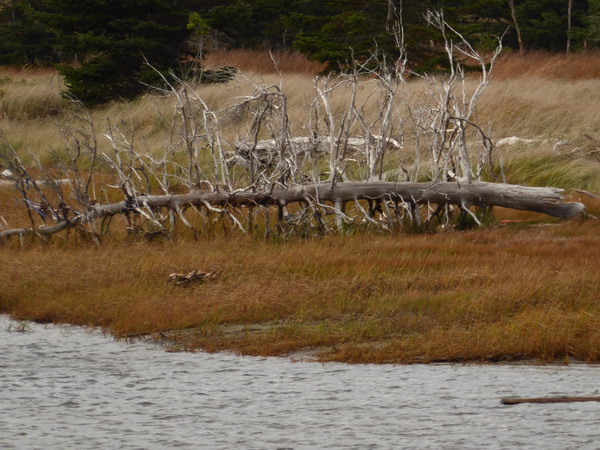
[0,0,56,65]
[514,0,589,51]
[37,0,190,105]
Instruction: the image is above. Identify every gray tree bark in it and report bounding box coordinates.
[0,181,585,240]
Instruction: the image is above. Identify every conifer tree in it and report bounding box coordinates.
[38,0,189,105]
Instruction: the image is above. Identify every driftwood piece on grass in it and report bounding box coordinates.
[0,178,71,188]
[501,396,600,405]
[231,136,402,165]
[0,180,586,240]
[168,269,222,287]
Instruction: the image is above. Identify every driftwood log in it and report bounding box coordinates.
[3,18,578,243]
[168,269,222,287]
[0,180,585,240]
[501,396,600,405]
[229,136,402,167]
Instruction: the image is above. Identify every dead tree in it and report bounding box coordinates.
[0,12,590,244]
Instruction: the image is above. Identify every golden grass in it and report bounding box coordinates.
[493,50,600,80]
[1,53,599,189]
[480,78,600,138]
[2,52,600,363]
[0,67,64,120]
[1,208,599,363]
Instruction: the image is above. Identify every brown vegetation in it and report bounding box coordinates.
[1,199,599,363]
[493,50,600,80]
[1,51,600,363]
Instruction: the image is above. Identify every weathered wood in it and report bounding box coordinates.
[0,180,586,240]
[230,136,401,167]
[0,178,71,188]
[501,396,600,405]
[83,181,584,218]
[168,269,222,287]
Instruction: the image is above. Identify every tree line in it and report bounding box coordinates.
[0,0,598,104]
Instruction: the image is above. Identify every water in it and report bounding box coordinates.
[1,315,600,449]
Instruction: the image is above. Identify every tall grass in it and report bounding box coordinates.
[1,213,599,363]
[0,67,64,120]
[1,52,599,188]
[493,50,600,80]
[1,51,600,363]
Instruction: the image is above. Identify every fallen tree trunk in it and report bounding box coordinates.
[0,181,586,240]
[84,181,583,218]
[0,180,585,218]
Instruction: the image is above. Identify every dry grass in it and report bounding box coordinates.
[0,67,64,120]
[1,203,599,363]
[1,53,599,189]
[480,78,600,138]
[204,48,600,79]
[493,50,600,80]
[1,52,600,363]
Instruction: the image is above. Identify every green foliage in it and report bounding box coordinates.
[201,0,505,71]
[207,0,291,48]
[34,0,190,105]
[291,1,396,71]
[0,1,57,65]
[202,0,598,69]
[590,0,600,43]
[1,0,599,101]
[187,12,211,35]
[514,0,590,51]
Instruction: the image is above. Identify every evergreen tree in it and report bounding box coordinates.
[514,0,589,51]
[588,0,600,44]
[0,0,56,65]
[1,0,598,88]
[37,0,190,105]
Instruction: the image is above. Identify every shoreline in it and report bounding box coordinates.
[3,216,600,365]
[5,313,597,366]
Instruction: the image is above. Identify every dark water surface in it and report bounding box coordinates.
[1,315,600,449]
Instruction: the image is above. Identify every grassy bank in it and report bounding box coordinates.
[1,204,600,363]
[1,51,600,363]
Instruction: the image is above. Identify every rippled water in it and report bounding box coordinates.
[2,315,600,449]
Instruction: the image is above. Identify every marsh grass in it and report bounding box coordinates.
[1,51,600,363]
[1,52,599,188]
[493,50,600,80]
[1,207,599,363]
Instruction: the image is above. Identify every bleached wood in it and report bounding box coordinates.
[0,181,585,240]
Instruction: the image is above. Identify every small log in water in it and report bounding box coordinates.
[501,396,600,405]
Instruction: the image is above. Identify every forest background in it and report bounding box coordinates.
[1,0,599,104]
